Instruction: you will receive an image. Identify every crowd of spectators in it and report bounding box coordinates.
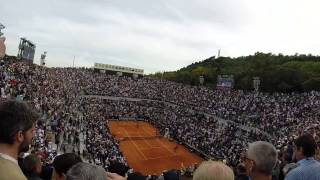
[83,73,320,140]
[80,98,269,167]
[0,58,319,180]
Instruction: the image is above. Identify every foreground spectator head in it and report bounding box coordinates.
[293,134,317,161]
[163,170,179,180]
[109,161,128,177]
[0,100,38,154]
[52,153,82,180]
[236,163,247,175]
[235,163,249,180]
[285,134,320,180]
[23,154,42,177]
[193,161,234,180]
[127,172,145,180]
[106,172,126,180]
[65,162,106,180]
[245,141,277,180]
[0,100,38,180]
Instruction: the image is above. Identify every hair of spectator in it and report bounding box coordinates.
[53,153,82,176]
[109,161,128,176]
[65,162,106,180]
[294,134,317,157]
[23,154,40,173]
[127,172,145,180]
[236,163,246,174]
[0,100,39,144]
[247,141,278,175]
[193,161,234,180]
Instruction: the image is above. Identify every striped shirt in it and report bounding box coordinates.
[285,158,320,180]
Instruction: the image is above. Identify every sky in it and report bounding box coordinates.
[1,0,320,74]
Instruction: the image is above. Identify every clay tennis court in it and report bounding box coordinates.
[108,120,203,175]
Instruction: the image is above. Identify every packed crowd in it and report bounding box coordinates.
[83,73,320,139]
[80,97,269,167]
[1,99,320,180]
[83,106,127,168]
[0,58,319,180]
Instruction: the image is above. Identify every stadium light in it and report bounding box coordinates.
[199,75,204,85]
[40,51,47,66]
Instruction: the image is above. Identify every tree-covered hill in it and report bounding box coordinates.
[151,52,320,92]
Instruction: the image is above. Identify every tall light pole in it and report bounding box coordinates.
[199,75,204,85]
[161,71,164,81]
[73,56,75,67]
[253,77,260,92]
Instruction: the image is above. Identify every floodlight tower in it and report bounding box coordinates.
[40,51,47,66]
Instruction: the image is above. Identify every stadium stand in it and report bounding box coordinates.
[0,58,319,180]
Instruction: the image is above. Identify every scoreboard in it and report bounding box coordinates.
[216,75,234,90]
[17,38,36,62]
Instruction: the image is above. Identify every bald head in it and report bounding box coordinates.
[193,161,234,180]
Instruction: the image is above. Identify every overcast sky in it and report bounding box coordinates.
[1,0,320,73]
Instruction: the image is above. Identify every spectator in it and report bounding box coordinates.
[285,134,320,180]
[163,170,179,180]
[109,161,129,177]
[23,154,43,180]
[244,141,277,180]
[0,100,39,180]
[282,163,298,177]
[235,163,249,180]
[127,172,145,180]
[1,58,319,179]
[107,172,126,180]
[52,153,82,180]
[192,161,234,180]
[65,162,106,180]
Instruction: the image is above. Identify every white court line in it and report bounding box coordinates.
[141,124,162,148]
[135,123,151,147]
[144,154,178,161]
[141,123,176,155]
[124,128,147,160]
[139,127,154,148]
[139,146,163,150]
[156,137,176,155]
